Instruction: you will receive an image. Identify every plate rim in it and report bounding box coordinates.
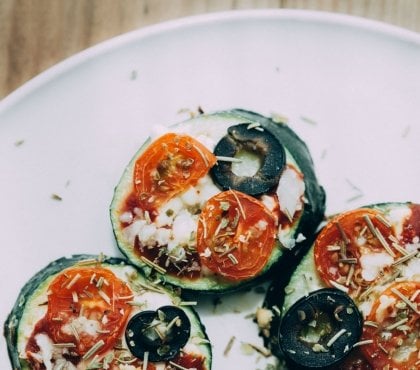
[1,8,420,113]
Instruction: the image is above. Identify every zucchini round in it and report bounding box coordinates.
[110,109,326,293]
[260,202,420,369]
[4,254,212,370]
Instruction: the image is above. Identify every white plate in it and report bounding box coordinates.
[1,9,420,369]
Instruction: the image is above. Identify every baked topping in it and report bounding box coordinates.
[314,208,403,300]
[361,281,420,370]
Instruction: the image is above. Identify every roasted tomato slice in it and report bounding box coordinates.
[197,189,276,281]
[45,267,133,356]
[361,281,420,370]
[401,203,420,243]
[314,208,399,299]
[134,133,217,213]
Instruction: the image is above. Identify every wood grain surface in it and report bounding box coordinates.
[1,0,419,99]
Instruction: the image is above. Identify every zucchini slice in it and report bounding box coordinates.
[260,202,420,369]
[4,254,212,370]
[110,109,326,293]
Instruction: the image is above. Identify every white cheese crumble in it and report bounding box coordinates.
[279,234,296,250]
[200,247,212,258]
[170,209,197,246]
[260,195,277,214]
[276,166,305,221]
[386,207,411,237]
[34,334,54,370]
[62,316,100,337]
[400,254,420,280]
[123,175,220,264]
[359,252,394,281]
[375,295,397,322]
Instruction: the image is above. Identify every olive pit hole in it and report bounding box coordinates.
[231,148,262,177]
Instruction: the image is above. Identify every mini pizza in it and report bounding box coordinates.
[110,109,326,293]
[260,202,420,369]
[4,255,212,370]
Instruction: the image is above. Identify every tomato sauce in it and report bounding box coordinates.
[26,317,81,368]
[401,203,420,243]
[338,348,372,370]
[173,352,207,370]
[133,234,202,279]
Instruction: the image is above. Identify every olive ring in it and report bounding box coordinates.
[211,123,286,196]
[125,305,191,362]
[278,288,363,369]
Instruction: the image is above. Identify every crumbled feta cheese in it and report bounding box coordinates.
[171,209,197,246]
[405,242,420,254]
[62,316,100,337]
[119,211,133,224]
[155,228,171,246]
[195,175,220,207]
[167,244,187,262]
[359,252,394,281]
[179,186,200,207]
[386,207,411,237]
[296,233,306,243]
[34,334,54,370]
[200,247,212,258]
[122,220,146,245]
[260,195,276,213]
[279,234,296,250]
[140,223,158,246]
[375,295,396,322]
[276,167,305,220]
[400,254,420,280]
[155,197,184,227]
[358,300,374,317]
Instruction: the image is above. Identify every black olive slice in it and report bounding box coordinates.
[125,305,191,362]
[278,288,363,369]
[211,123,286,196]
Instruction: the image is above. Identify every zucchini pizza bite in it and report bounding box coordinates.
[110,109,326,293]
[260,202,420,369]
[4,255,211,370]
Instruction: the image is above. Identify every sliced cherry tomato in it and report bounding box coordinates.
[45,267,133,356]
[314,208,398,299]
[134,133,217,214]
[361,281,420,370]
[197,189,276,281]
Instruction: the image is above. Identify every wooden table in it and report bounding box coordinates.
[1,0,419,99]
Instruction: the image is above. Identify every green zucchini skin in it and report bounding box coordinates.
[110,109,326,294]
[261,202,417,367]
[4,254,212,370]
